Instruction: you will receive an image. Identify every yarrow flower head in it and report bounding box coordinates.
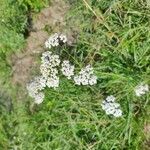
[61,60,74,79]
[34,92,45,104]
[134,83,149,97]
[41,51,60,68]
[73,65,97,85]
[40,51,60,89]
[45,33,67,49]
[45,67,59,89]
[46,76,59,88]
[59,34,67,43]
[26,76,45,104]
[101,95,122,117]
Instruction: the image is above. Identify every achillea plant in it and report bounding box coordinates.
[40,51,60,88]
[45,33,67,49]
[26,76,45,104]
[61,60,75,79]
[27,33,97,104]
[101,95,122,117]
[26,33,150,121]
[73,65,97,85]
[134,83,149,97]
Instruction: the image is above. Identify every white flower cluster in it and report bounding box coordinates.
[40,51,60,88]
[26,76,45,104]
[134,83,149,97]
[61,60,74,79]
[26,51,61,104]
[27,33,98,104]
[45,33,67,49]
[73,65,97,85]
[101,95,122,117]
[26,32,150,119]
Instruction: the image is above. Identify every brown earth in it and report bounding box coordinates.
[144,123,150,149]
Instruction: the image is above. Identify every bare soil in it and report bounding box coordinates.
[144,123,150,149]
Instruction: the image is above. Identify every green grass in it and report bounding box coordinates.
[0,0,150,149]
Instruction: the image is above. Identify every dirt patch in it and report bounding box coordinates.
[144,123,150,149]
[32,0,68,31]
[11,0,70,87]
